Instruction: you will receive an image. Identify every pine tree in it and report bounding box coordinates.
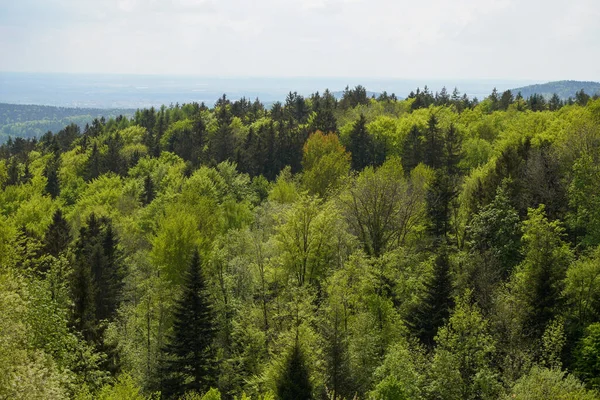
[161,251,217,399]
[276,341,313,400]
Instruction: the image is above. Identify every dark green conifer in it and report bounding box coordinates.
[160,251,217,399]
[348,114,371,171]
[408,247,454,347]
[276,341,313,400]
[141,175,156,206]
[43,209,71,259]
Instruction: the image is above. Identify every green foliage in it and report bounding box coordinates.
[275,342,313,400]
[575,323,600,389]
[3,88,600,400]
[506,366,599,400]
[429,291,501,400]
[160,251,217,399]
[301,131,350,198]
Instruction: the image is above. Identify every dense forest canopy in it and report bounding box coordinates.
[2,84,600,399]
[0,103,135,143]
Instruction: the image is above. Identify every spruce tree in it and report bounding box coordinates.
[276,341,313,400]
[347,114,371,171]
[43,209,72,259]
[409,248,454,347]
[402,124,423,172]
[423,114,443,169]
[141,175,156,206]
[86,143,103,181]
[161,251,217,399]
[44,158,61,198]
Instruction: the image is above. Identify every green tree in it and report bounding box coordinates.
[409,248,454,347]
[429,292,500,400]
[512,205,573,339]
[276,341,313,400]
[506,366,598,400]
[340,158,428,257]
[301,131,350,198]
[347,114,372,171]
[160,251,217,399]
[575,322,600,389]
[43,209,72,259]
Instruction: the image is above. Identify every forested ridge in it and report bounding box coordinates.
[0,103,135,143]
[2,85,600,400]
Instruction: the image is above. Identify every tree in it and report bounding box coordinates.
[575,322,600,389]
[160,251,217,399]
[549,93,562,111]
[401,125,423,173]
[340,158,427,257]
[499,90,514,111]
[576,89,590,106]
[141,175,156,206]
[347,114,372,171]
[43,209,71,259]
[423,114,443,169]
[44,158,61,198]
[369,340,425,400]
[468,183,522,278]
[506,366,598,400]
[86,142,104,181]
[512,205,572,339]
[564,247,600,332]
[301,131,350,198]
[426,169,455,240]
[276,341,313,400]
[409,247,454,347]
[429,292,500,400]
[71,214,123,342]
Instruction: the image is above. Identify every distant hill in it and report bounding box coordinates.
[0,103,135,143]
[509,80,600,100]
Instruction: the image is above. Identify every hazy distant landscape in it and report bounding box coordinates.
[0,72,539,109]
[1,75,597,143]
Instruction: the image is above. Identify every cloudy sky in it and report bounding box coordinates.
[0,0,598,80]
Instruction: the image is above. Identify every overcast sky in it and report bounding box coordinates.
[0,0,598,80]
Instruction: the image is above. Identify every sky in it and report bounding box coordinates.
[0,0,598,80]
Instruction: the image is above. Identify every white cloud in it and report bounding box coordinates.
[0,0,598,79]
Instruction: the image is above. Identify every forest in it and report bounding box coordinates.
[1,85,600,399]
[0,103,135,143]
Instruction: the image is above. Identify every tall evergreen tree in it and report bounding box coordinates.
[141,175,156,206]
[43,158,61,198]
[347,114,372,171]
[409,247,454,347]
[160,251,217,399]
[276,341,313,400]
[86,142,104,181]
[423,114,443,169]
[402,125,423,172]
[43,209,71,259]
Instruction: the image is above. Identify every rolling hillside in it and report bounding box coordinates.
[510,80,600,99]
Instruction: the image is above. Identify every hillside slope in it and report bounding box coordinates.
[510,80,600,99]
